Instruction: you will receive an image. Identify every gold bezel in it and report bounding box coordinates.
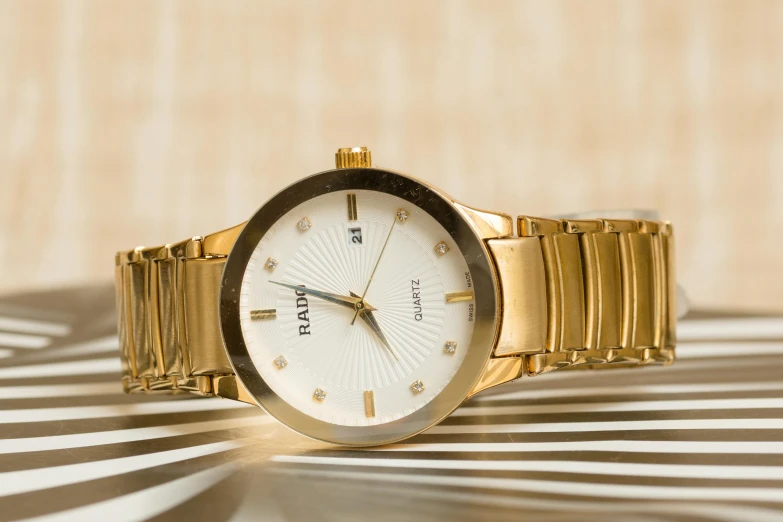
[219,168,499,446]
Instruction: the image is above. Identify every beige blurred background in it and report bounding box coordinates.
[1,0,782,310]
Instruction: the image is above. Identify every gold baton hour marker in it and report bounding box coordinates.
[364,390,375,417]
[445,291,474,303]
[347,193,358,220]
[250,309,277,320]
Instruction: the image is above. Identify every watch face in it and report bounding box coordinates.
[221,169,498,445]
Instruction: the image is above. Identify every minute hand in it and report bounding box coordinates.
[268,281,376,312]
[351,217,397,325]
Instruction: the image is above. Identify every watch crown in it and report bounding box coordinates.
[335,147,372,169]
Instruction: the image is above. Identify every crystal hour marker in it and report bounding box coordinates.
[435,241,449,256]
[313,388,327,402]
[250,309,277,320]
[347,194,358,220]
[364,390,375,417]
[396,209,409,222]
[444,341,457,354]
[273,355,288,369]
[410,380,425,394]
[297,217,312,231]
[265,257,279,271]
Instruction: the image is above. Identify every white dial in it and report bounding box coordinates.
[239,189,476,426]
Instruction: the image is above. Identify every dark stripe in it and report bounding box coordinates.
[409,429,783,444]
[682,337,783,344]
[29,323,116,352]
[0,301,76,325]
[266,466,782,520]
[0,391,196,410]
[684,309,782,320]
[0,345,31,353]
[0,287,117,354]
[500,361,783,392]
[273,471,719,522]
[439,409,783,426]
[0,446,249,522]
[0,407,262,439]
[307,449,783,467]
[0,351,118,369]
[272,460,783,491]
[472,388,783,408]
[0,373,117,387]
[147,468,245,522]
[252,467,599,522]
[0,426,264,472]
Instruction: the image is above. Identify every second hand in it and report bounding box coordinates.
[351,216,397,325]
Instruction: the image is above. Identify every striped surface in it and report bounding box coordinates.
[0,285,782,521]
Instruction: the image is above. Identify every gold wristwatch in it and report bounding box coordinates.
[115,147,676,446]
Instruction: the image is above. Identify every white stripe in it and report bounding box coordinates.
[0,357,120,379]
[21,463,235,522]
[383,439,783,455]
[0,415,272,455]
[428,418,783,434]
[0,316,71,337]
[678,341,783,359]
[0,382,123,400]
[0,439,246,497]
[0,397,252,424]
[13,335,118,362]
[273,454,783,480]
[0,348,12,359]
[454,397,783,417]
[0,332,50,349]
[679,317,783,341]
[271,467,783,503]
[475,380,783,402]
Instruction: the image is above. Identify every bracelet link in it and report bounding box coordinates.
[492,215,676,377]
[116,233,235,398]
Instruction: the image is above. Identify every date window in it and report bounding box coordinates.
[348,227,363,246]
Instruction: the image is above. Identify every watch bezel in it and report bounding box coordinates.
[220,168,499,446]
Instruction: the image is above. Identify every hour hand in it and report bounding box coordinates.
[268,281,375,312]
[349,292,399,361]
[361,310,400,361]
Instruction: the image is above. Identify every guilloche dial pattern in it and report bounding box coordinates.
[282,222,444,389]
[239,190,475,427]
